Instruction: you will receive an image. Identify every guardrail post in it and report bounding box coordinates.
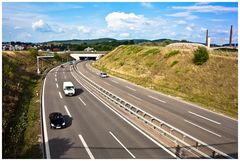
[175,145,181,157]
[212,151,216,158]
[182,135,186,141]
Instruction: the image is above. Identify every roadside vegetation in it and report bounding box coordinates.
[93,44,238,118]
[2,50,70,158]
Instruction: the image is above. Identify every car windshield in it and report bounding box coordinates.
[66,86,74,90]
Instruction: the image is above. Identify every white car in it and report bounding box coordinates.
[100,72,108,78]
[63,81,75,96]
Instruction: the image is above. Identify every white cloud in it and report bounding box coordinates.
[167,12,198,20]
[77,26,91,34]
[186,26,193,32]
[176,20,186,25]
[141,2,153,8]
[105,12,153,31]
[200,27,207,32]
[195,2,211,6]
[14,26,22,30]
[32,19,52,32]
[119,33,130,38]
[172,5,237,13]
[210,19,224,22]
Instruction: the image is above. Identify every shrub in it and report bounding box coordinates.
[28,48,38,58]
[193,47,209,65]
[170,60,179,67]
[164,50,179,58]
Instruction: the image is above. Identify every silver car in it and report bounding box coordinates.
[100,72,108,78]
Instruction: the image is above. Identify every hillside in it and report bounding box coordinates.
[2,51,67,158]
[93,44,238,118]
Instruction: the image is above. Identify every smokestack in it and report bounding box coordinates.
[206,29,208,46]
[229,25,233,47]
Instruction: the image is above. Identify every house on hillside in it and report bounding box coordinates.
[84,47,95,52]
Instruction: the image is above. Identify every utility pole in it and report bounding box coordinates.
[229,25,233,47]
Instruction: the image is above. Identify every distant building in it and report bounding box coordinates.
[84,47,95,52]
[52,48,60,52]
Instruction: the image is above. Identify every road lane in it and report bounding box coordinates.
[43,64,175,159]
[78,60,238,158]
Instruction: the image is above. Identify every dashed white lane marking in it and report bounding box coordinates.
[55,78,57,82]
[58,92,63,99]
[184,119,222,138]
[103,82,111,86]
[109,131,136,158]
[56,83,58,88]
[71,66,177,158]
[125,86,136,91]
[111,80,119,84]
[148,95,166,103]
[78,97,86,106]
[128,93,142,101]
[78,134,95,159]
[64,105,72,117]
[188,111,221,125]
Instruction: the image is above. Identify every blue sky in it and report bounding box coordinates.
[2,2,238,44]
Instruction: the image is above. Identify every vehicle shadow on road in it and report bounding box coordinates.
[47,137,74,159]
[74,88,84,96]
[63,115,73,128]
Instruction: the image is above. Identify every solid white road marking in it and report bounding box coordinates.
[109,131,136,158]
[78,134,95,159]
[125,86,136,91]
[71,68,177,158]
[58,92,63,99]
[42,77,51,159]
[128,93,142,101]
[64,105,72,117]
[78,97,86,106]
[111,80,119,84]
[148,95,166,103]
[188,111,221,125]
[184,119,222,138]
[56,83,58,88]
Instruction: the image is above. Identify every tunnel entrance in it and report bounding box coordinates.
[79,57,97,61]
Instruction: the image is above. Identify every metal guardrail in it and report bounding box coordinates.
[72,63,233,159]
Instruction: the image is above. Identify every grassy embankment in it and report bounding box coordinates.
[93,45,238,118]
[2,50,69,158]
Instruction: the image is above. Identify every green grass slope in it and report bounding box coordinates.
[2,51,68,158]
[93,45,238,118]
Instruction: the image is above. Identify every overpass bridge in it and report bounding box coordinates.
[69,51,108,60]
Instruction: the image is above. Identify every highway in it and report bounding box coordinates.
[42,63,176,159]
[75,60,238,158]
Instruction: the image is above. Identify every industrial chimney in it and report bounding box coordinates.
[206,29,208,46]
[229,25,233,47]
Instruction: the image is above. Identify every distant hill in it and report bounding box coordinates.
[45,38,176,45]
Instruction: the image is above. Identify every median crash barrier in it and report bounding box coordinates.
[72,63,233,159]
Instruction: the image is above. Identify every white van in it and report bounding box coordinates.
[63,81,75,96]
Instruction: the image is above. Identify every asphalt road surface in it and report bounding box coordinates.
[42,63,176,159]
[75,60,238,158]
